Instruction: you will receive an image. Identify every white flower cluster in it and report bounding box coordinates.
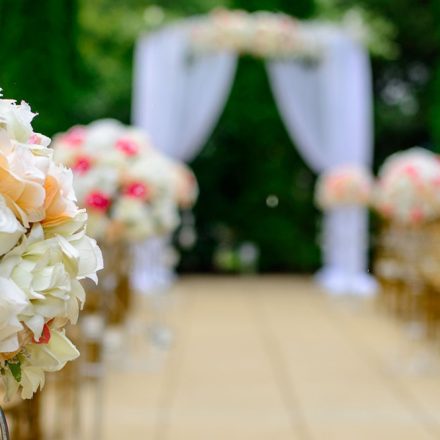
[315,165,373,210]
[0,98,103,399]
[374,148,440,225]
[190,9,323,60]
[52,119,198,243]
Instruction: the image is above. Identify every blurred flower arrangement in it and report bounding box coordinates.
[0,96,103,400]
[191,9,322,59]
[374,148,440,225]
[52,120,186,243]
[176,7,395,60]
[315,165,373,210]
[141,5,397,60]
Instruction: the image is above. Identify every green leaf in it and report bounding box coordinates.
[7,361,22,383]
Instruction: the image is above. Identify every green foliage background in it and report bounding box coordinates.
[0,0,439,272]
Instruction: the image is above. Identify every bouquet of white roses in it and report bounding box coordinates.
[0,96,103,400]
[52,119,180,242]
[374,148,440,225]
[315,165,373,210]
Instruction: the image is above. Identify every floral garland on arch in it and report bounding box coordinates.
[374,148,440,225]
[315,165,374,210]
[0,96,103,400]
[141,5,397,60]
[190,9,323,60]
[52,119,197,243]
[183,7,397,60]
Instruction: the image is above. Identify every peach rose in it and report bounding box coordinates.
[0,146,48,226]
[42,163,79,228]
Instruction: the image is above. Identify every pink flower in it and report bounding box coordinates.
[404,165,419,179]
[62,126,86,148]
[123,182,149,200]
[28,133,41,144]
[115,137,139,156]
[72,156,92,175]
[32,323,51,345]
[85,191,111,212]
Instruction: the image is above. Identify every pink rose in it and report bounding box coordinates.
[123,182,150,200]
[62,126,86,148]
[85,191,111,212]
[72,155,92,175]
[115,137,139,156]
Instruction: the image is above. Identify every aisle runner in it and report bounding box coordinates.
[94,277,440,440]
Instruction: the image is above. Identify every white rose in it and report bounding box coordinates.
[83,119,124,154]
[73,166,119,204]
[130,153,175,191]
[2,329,79,400]
[0,277,28,353]
[0,195,25,255]
[0,100,35,143]
[44,209,88,238]
[0,224,102,340]
[112,197,156,240]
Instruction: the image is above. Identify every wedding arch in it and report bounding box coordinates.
[131,10,376,296]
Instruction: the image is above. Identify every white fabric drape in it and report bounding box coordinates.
[132,23,238,293]
[266,32,376,295]
[316,207,376,296]
[267,33,373,170]
[132,23,376,296]
[133,23,238,162]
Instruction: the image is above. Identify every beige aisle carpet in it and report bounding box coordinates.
[94,276,440,439]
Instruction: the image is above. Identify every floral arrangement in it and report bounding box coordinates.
[52,120,181,242]
[315,165,373,209]
[190,9,322,60]
[0,97,103,400]
[188,7,396,60]
[374,148,440,225]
